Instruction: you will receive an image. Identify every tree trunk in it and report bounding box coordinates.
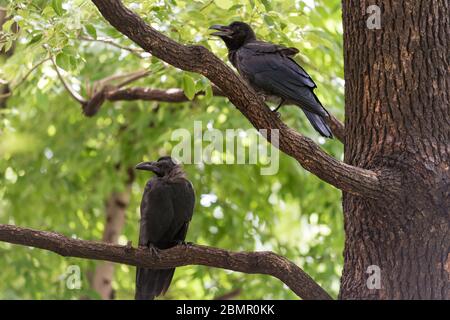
[91,169,134,299]
[340,0,449,299]
[0,8,16,108]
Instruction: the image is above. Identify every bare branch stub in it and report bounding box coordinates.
[0,224,332,300]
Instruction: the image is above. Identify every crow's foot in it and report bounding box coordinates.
[174,240,193,248]
[147,243,160,258]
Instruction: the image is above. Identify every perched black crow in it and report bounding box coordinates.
[210,21,333,138]
[134,156,195,300]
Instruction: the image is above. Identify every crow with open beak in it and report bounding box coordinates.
[134,156,195,300]
[210,21,333,138]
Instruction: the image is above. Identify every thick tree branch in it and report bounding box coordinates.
[0,224,332,300]
[84,85,222,116]
[91,0,389,198]
[105,85,223,102]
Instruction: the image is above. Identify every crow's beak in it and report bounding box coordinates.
[135,161,160,175]
[209,25,233,37]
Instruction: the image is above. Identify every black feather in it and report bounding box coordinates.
[135,164,195,300]
[215,22,333,138]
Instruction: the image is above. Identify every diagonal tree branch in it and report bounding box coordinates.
[90,0,393,198]
[0,224,332,300]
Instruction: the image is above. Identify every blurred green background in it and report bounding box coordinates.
[0,0,344,299]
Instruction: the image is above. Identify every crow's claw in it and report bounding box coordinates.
[148,243,160,258]
[174,240,193,246]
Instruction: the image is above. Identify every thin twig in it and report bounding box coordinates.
[91,69,150,95]
[11,57,51,89]
[115,69,150,88]
[50,56,86,104]
[79,36,145,57]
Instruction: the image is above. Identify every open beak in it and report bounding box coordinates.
[135,161,160,174]
[209,25,233,38]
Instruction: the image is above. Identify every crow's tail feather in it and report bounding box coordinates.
[303,110,333,138]
[135,267,175,300]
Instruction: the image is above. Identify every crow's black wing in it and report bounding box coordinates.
[244,41,300,57]
[139,178,195,247]
[236,41,328,117]
[136,179,176,300]
[135,179,195,300]
[170,180,195,224]
[240,41,315,86]
[138,179,175,246]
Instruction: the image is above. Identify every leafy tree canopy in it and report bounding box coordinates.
[0,0,344,299]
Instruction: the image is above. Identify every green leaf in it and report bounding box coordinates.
[215,0,233,10]
[0,0,346,300]
[229,4,243,11]
[4,39,12,53]
[2,19,14,32]
[204,84,213,104]
[69,55,78,70]
[51,0,64,16]
[55,53,71,71]
[263,15,275,26]
[182,74,196,100]
[62,46,77,56]
[84,24,97,39]
[259,0,272,11]
[28,34,43,46]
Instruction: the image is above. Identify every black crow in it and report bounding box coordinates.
[210,21,333,138]
[135,156,195,300]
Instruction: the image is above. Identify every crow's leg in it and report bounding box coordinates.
[272,99,284,113]
[173,240,193,247]
[146,243,160,258]
[175,240,192,252]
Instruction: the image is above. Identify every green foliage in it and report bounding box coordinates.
[0,0,344,299]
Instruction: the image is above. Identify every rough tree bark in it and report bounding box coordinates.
[339,0,449,299]
[0,224,331,300]
[0,0,447,300]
